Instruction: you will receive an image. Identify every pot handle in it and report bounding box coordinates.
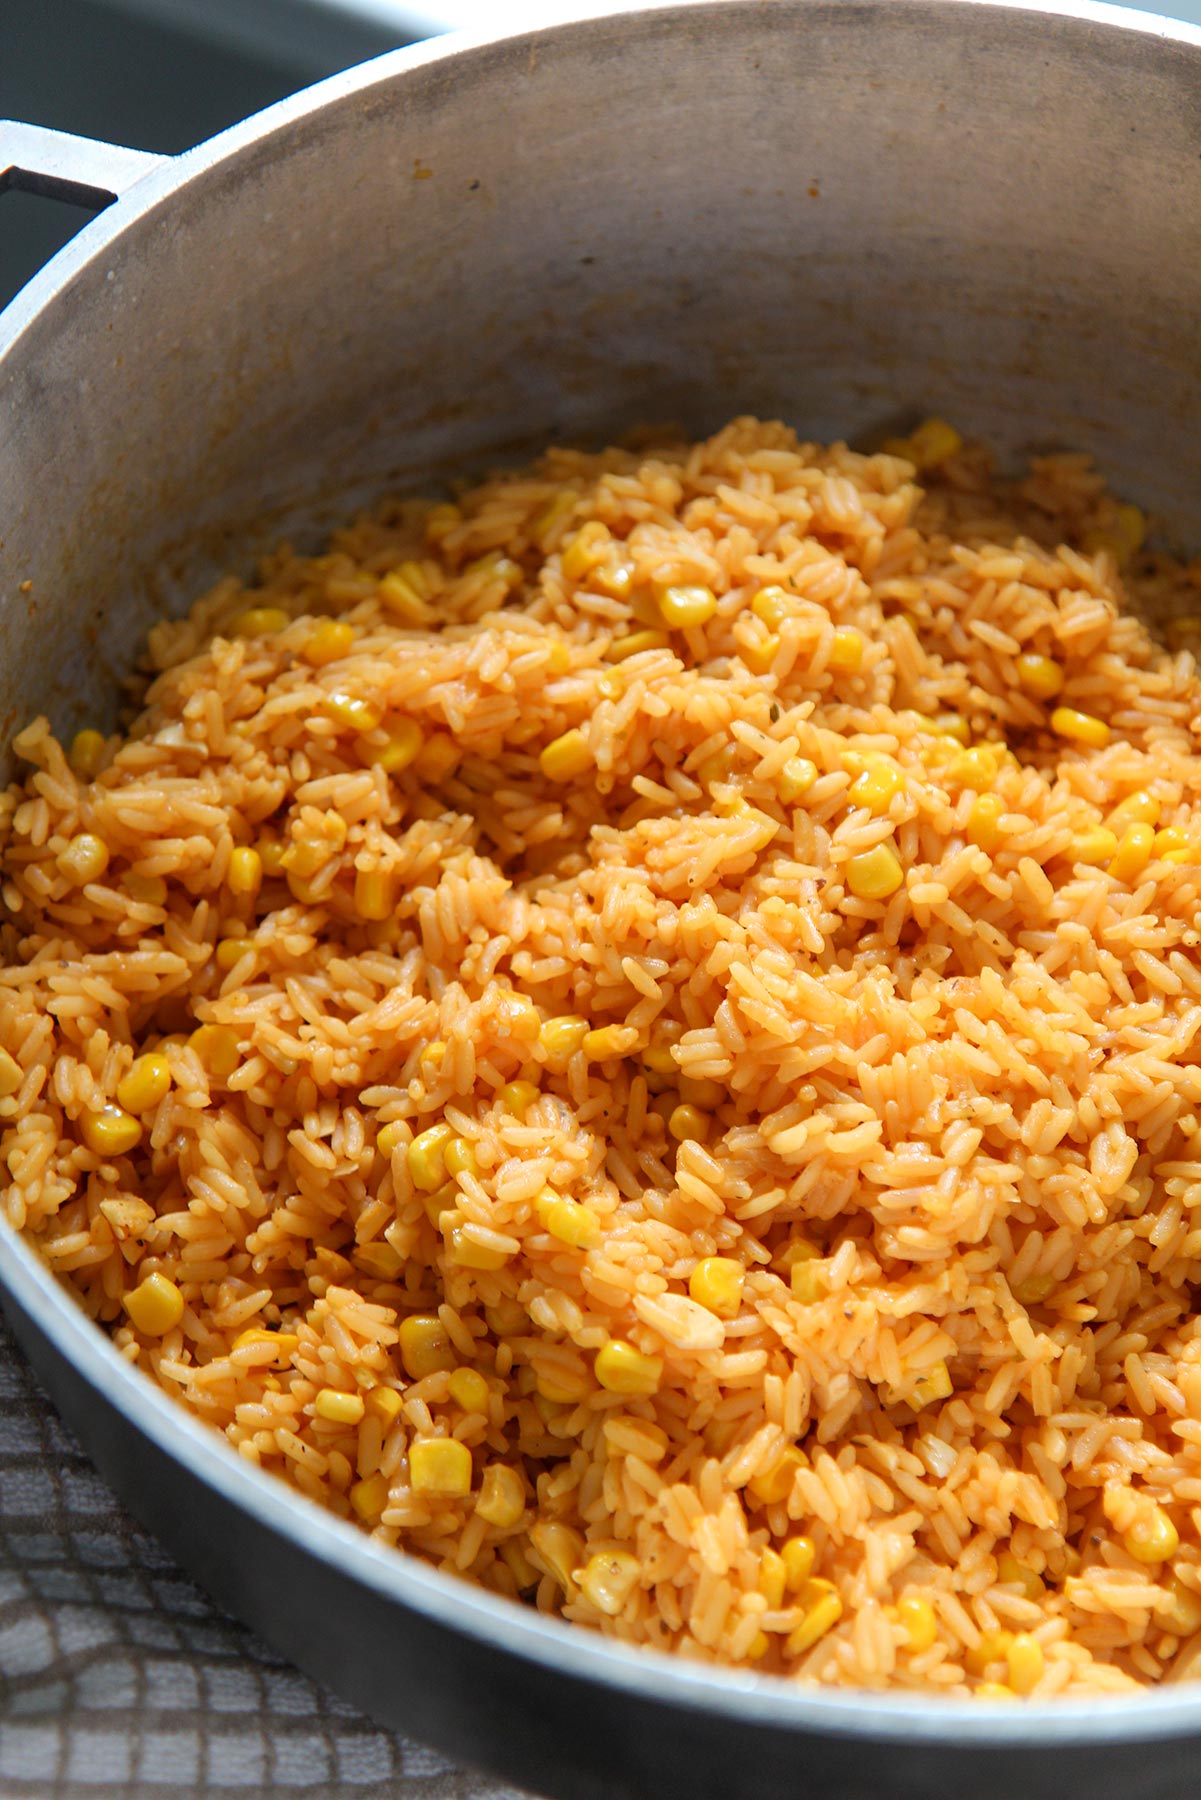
[0,121,164,210]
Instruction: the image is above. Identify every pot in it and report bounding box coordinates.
[4,4,1201,1794]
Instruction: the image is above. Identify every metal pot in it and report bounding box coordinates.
[4,4,1201,1793]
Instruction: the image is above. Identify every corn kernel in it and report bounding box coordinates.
[1108,822,1155,884]
[897,1595,938,1652]
[410,1437,473,1497]
[423,1180,459,1227]
[949,745,1001,791]
[446,1223,511,1269]
[1016,652,1064,700]
[116,1053,171,1115]
[124,1272,184,1335]
[1109,789,1161,830]
[365,1386,404,1427]
[931,712,971,745]
[781,1535,817,1592]
[1071,825,1118,866]
[967,793,1005,851]
[188,1025,240,1079]
[657,584,717,629]
[828,627,864,672]
[689,1256,744,1318]
[849,760,904,813]
[1124,1504,1179,1563]
[539,727,592,781]
[539,1014,589,1068]
[378,571,435,625]
[1051,706,1110,749]
[349,1473,390,1521]
[222,846,262,904]
[1162,1574,1201,1636]
[845,843,904,900]
[790,1258,826,1304]
[69,728,107,780]
[910,1361,954,1406]
[786,1586,844,1655]
[747,1630,771,1661]
[58,833,109,886]
[324,689,383,732]
[354,866,395,921]
[778,757,818,802]
[580,1549,641,1615]
[669,1103,709,1144]
[751,586,792,630]
[258,834,287,877]
[80,1103,142,1157]
[1006,1632,1045,1696]
[742,633,780,675]
[415,733,459,783]
[354,1242,403,1279]
[469,1464,524,1531]
[605,629,670,663]
[497,1079,539,1118]
[424,502,461,545]
[1154,826,1190,863]
[777,1237,821,1275]
[399,1313,456,1379]
[231,605,289,638]
[907,417,962,470]
[748,1445,806,1506]
[535,1189,601,1249]
[377,1120,406,1159]
[125,872,167,905]
[758,1547,788,1609]
[376,718,425,774]
[301,618,356,666]
[407,1121,454,1191]
[561,521,612,584]
[448,1368,490,1413]
[0,1050,22,1098]
[232,1327,299,1362]
[997,1553,1044,1599]
[583,1024,636,1062]
[529,1520,585,1592]
[966,1628,1015,1675]
[975,1682,1018,1702]
[595,1339,662,1396]
[594,559,636,601]
[315,1388,366,1425]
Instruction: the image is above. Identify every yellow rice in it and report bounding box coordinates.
[5,415,1201,1696]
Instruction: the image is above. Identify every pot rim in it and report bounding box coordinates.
[5,0,1201,1748]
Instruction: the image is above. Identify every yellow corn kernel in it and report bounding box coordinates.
[669,1104,709,1144]
[1083,503,1146,563]
[376,718,425,774]
[751,586,792,630]
[583,1024,635,1062]
[975,1682,1018,1702]
[657,584,717,629]
[58,833,109,886]
[232,1328,299,1363]
[845,843,904,900]
[349,1473,390,1521]
[125,872,167,906]
[473,1463,526,1530]
[561,521,612,584]
[324,689,383,732]
[606,629,670,663]
[539,727,592,781]
[223,846,262,903]
[399,1313,456,1380]
[353,866,396,921]
[446,1223,511,1270]
[593,558,635,601]
[231,605,289,638]
[932,712,971,745]
[742,633,781,675]
[756,1547,788,1609]
[966,1628,1015,1675]
[80,1103,142,1157]
[407,1121,454,1191]
[790,1256,826,1304]
[365,1386,404,1427]
[1162,1575,1201,1636]
[410,1437,473,1498]
[424,501,461,545]
[849,760,903,813]
[908,417,962,470]
[314,1388,366,1425]
[546,641,572,675]
[1124,1504,1179,1563]
[781,1535,817,1592]
[1108,822,1155,884]
[1051,706,1110,750]
[949,745,1001,791]
[378,571,435,625]
[124,1273,184,1335]
[69,728,107,780]
[778,757,818,802]
[689,1256,744,1318]
[188,1025,240,1079]
[437,1141,474,1183]
[539,1014,589,1068]
[1071,825,1117,866]
[1154,826,1191,863]
[448,1368,490,1414]
[377,1120,406,1159]
[422,1180,458,1227]
[415,733,459,784]
[116,1052,171,1115]
[580,1549,641,1616]
[777,1237,821,1275]
[301,617,355,667]
[786,1586,844,1655]
[354,1241,404,1279]
[1108,789,1161,830]
[0,1050,22,1098]
[997,1552,1044,1599]
[910,1361,954,1406]
[1015,652,1065,700]
[595,1339,663,1396]
[967,792,1005,852]
[748,1445,807,1506]
[529,1521,585,1594]
[257,834,287,878]
[535,1188,601,1249]
[1006,1633,1045,1696]
[897,1595,938,1652]
[828,627,864,672]
[497,1078,539,1118]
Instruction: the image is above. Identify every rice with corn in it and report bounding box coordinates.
[6,415,1201,1696]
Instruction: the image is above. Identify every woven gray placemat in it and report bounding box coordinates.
[0,1316,535,1800]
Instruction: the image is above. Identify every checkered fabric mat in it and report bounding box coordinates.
[0,1316,534,1800]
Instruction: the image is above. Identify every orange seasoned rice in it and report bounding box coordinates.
[7,415,1201,1696]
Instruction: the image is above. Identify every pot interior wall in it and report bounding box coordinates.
[3,0,1200,766]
